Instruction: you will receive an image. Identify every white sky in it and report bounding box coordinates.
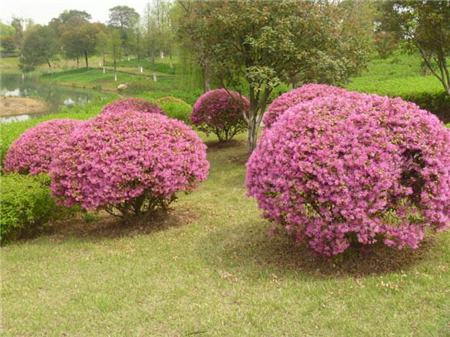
[0,0,149,25]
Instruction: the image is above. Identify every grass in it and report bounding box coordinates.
[1,53,450,336]
[2,134,449,336]
[346,53,447,96]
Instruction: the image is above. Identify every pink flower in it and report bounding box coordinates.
[247,87,450,256]
[192,89,249,141]
[50,110,209,216]
[4,119,83,175]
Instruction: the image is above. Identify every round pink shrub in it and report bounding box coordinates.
[247,94,450,256]
[191,89,249,142]
[101,98,164,117]
[3,119,83,175]
[263,84,348,128]
[50,111,209,219]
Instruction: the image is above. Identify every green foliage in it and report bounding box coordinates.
[19,25,59,72]
[379,0,450,95]
[177,0,372,151]
[403,91,450,123]
[0,174,56,243]
[155,96,192,122]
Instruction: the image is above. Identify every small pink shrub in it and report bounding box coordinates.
[263,84,348,128]
[4,119,83,175]
[50,111,209,219]
[191,89,249,142]
[101,98,164,117]
[247,93,450,256]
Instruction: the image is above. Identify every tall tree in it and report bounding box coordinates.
[108,5,139,55]
[19,25,58,72]
[380,0,450,95]
[61,23,100,68]
[177,0,370,152]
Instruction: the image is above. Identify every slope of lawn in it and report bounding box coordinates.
[2,128,450,336]
[346,53,447,96]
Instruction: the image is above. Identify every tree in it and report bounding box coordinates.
[10,18,24,51]
[58,10,91,24]
[0,36,16,54]
[108,5,139,55]
[177,0,371,152]
[0,21,16,55]
[19,25,58,72]
[380,1,450,95]
[61,23,99,68]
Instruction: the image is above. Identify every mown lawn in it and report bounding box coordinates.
[346,53,447,96]
[2,133,449,337]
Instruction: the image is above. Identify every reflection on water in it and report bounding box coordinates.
[0,73,103,123]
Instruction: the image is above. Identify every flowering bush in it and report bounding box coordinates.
[50,111,209,219]
[263,84,348,128]
[247,93,450,256]
[3,119,82,175]
[100,98,164,117]
[191,89,249,142]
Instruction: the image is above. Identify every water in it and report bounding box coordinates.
[0,73,100,123]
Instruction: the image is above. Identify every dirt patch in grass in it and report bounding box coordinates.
[0,96,48,116]
[43,206,199,241]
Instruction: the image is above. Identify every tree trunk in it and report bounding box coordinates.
[84,51,89,68]
[76,56,79,68]
[47,59,51,68]
[247,116,258,153]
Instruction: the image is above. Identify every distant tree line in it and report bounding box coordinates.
[0,1,175,72]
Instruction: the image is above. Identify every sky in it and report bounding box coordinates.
[0,0,149,25]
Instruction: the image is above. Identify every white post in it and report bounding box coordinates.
[140,66,143,73]
[21,73,25,80]
[114,73,117,82]
[103,67,106,74]
[127,56,130,61]
[152,73,157,82]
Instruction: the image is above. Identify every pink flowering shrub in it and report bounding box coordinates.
[50,111,209,219]
[247,93,450,256]
[191,89,249,142]
[263,84,348,128]
[101,98,164,117]
[3,119,82,175]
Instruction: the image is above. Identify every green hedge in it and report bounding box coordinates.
[155,96,192,123]
[0,174,57,243]
[401,92,450,123]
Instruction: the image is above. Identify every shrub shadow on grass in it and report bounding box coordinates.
[201,220,436,279]
[39,206,198,242]
[205,139,243,151]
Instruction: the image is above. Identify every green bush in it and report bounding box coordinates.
[0,174,57,243]
[155,96,192,123]
[401,92,450,124]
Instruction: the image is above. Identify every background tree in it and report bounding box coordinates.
[380,0,450,95]
[61,23,100,68]
[108,6,139,56]
[19,25,58,72]
[0,21,16,55]
[177,0,371,152]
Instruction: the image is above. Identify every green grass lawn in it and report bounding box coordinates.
[346,53,447,96]
[1,53,450,336]
[2,129,450,336]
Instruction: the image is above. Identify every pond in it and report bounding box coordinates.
[0,73,105,123]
